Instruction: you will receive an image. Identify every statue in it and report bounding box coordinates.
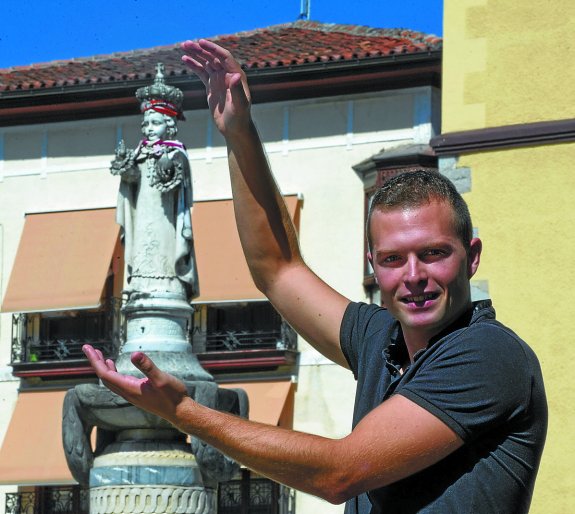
[111,63,198,300]
[63,64,248,514]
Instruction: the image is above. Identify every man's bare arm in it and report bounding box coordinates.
[181,40,350,366]
[84,346,463,504]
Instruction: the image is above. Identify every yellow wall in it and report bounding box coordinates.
[443,0,575,133]
[462,144,575,512]
[443,1,575,511]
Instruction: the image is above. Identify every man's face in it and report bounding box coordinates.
[368,200,481,345]
[141,111,168,142]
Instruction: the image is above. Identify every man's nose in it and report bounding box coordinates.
[404,256,427,285]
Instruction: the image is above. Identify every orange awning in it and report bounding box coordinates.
[220,380,295,429]
[0,391,75,485]
[193,195,301,303]
[0,382,294,486]
[1,208,120,313]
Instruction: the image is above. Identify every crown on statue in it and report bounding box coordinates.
[136,63,185,120]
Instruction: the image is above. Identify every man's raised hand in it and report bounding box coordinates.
[181,39,251,136]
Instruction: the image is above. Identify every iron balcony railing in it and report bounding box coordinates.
[10,298,123,365]
[205,322,297,353]
[5,477,294,514]
[5,486,89,514]
[218,470,296,514]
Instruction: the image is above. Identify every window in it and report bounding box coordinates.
[192,301,298,373]
[10,296,122,368]
[206,302,291,352]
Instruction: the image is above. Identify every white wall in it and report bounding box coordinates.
[0,86,439,513]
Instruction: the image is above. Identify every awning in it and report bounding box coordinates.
[0,391,74,485]
[193,195,301,303]
[0,381,295,486]
[220,380,295,429]
[1,208,120,313]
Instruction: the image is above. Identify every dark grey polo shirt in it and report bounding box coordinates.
[340,300,547,514]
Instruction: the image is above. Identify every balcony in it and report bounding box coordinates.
[196,303,298,373]
[218,469,296,514]
[5,486,88,514]
[9,298,123,379]
[9,300,297,379]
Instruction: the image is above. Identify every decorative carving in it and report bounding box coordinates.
[90,486,215,514]
[136,64,185,120]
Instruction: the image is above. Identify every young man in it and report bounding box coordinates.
[84,40,547,513]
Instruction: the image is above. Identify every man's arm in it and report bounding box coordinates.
[181,40,350,367]
[84,346,463,504]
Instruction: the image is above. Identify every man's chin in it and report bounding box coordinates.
[394,307,446,333]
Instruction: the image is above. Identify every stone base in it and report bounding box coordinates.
[117,292,213,382]
[90,485,216,514]
[90,442,217,514]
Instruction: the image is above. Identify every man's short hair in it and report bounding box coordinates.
[367,170,473,251]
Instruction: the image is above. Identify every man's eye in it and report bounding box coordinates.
[422,249,445,259]
[383,255,400,264]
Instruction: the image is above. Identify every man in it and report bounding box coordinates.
[84,40,547,513]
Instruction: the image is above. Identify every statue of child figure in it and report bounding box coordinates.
[111,63,198,301]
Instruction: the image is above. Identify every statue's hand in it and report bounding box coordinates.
[150,152,182,192]
[156,153,174,181]
[110,144,138,181]
[181,39,251,137]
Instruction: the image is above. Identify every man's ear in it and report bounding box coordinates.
[467,238,482,278]
[367,251,378,284]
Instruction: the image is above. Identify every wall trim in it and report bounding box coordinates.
[431,118,575,155]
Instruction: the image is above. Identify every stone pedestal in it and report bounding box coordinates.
[116,292,212,382]
[63,293,248,513]
[89,430,216,514]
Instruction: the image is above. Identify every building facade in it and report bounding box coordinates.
[0,21,441,514]
[432,2,575,512]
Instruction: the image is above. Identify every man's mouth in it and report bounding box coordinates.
[401,292,439,305]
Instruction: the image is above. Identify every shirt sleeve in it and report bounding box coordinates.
[397,323,534,442]
[340,302,361,377]
[340,301,392,380]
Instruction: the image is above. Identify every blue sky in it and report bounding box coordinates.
[1,0,443,69]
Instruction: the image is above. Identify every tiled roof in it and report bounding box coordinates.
[0,21,441,93]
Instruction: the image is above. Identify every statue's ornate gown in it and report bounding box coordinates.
[113,139,199,299]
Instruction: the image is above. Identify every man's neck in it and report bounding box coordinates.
[402,302,474,362]
[402,330,433,362]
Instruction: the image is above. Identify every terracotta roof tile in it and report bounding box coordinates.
[0,20,441,93]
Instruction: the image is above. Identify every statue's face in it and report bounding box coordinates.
[142,111,168,142]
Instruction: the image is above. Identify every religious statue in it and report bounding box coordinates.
[62,64,246,513]
[111,63,198,300]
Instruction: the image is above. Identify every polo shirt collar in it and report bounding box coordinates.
[384,299,494,368]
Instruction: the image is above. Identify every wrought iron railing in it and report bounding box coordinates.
[205,322,297,353]
[10,298,123,365]
[218,470,296,514]
[5,486,89,514]
[5,480,293,514]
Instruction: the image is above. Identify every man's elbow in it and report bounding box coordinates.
[250,259,305,296]
[313,471,364,505]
